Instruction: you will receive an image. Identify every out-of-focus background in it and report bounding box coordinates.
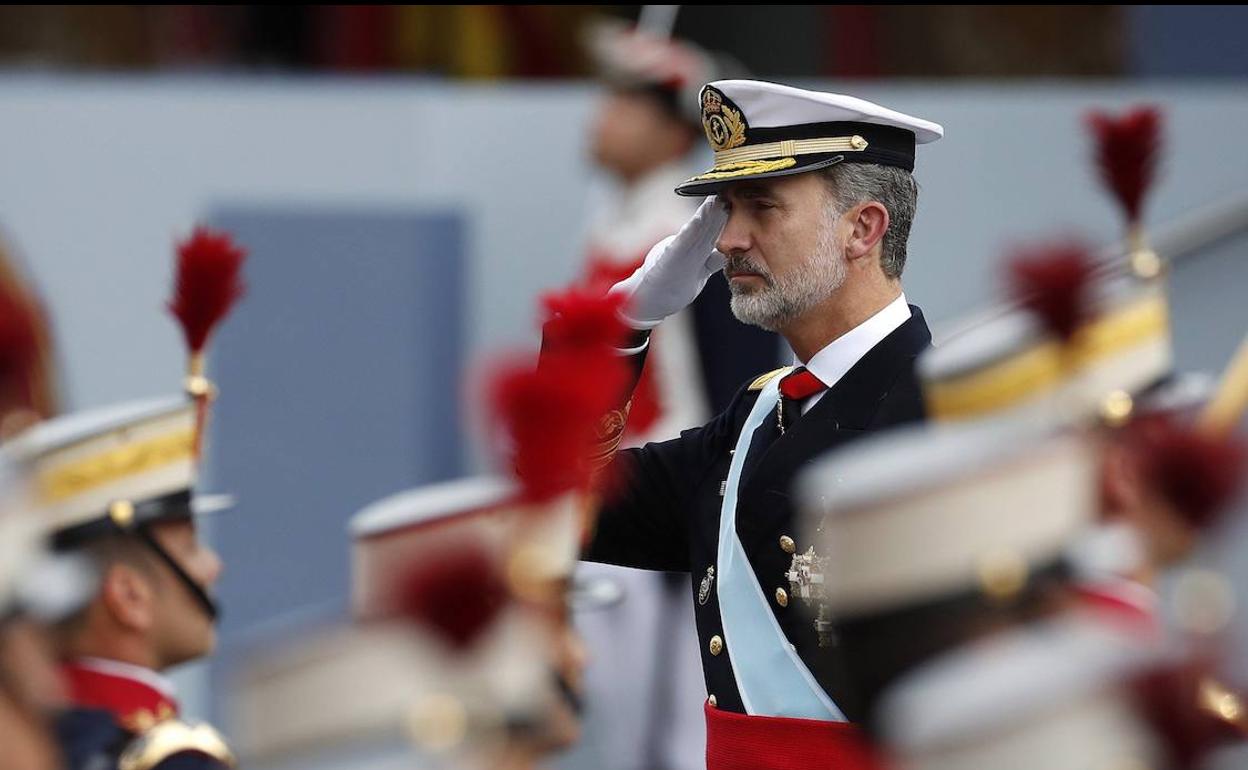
[3,6,1248,769]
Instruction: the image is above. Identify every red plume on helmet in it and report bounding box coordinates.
[1087,106,1162,228]
[1126,411,1247,531]
[397,542,510,652]
[488,285,630,503]
[1007,241,1096,341]
[168,227,246,356]
[0,282,42,427]
[539,286,630,357]
[167,226,247,454]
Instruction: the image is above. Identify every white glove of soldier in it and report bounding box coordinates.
[609,196,729,330]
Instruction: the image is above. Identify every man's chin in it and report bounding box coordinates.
[729,297,785,332]
[166,632,216,668]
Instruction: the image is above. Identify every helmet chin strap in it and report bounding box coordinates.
[133,524,220,622]
[553,669,583,716]
[503,669,584,744]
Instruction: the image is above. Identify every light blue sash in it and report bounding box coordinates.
[715,376,846,720]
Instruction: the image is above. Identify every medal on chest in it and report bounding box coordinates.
[786,546,836,648]
[698,566,715,606]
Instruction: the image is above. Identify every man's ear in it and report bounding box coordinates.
[844,201,890,263]
[99,563,155,633]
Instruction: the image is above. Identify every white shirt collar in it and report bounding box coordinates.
[801,293,912,390]
[73,656,178,700]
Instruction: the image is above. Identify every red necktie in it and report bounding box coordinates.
[777,367,826,433]
[779,367,827,401]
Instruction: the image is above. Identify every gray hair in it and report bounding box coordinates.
[820,164,918,279]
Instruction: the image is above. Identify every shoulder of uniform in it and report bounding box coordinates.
[747,366,794,391]
[119,719,236,770]
[54,707,130,769]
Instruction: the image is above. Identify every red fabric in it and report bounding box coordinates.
[61,662,179,732]
[1074,581,1160,636]
[584,252,661,436]
[780,367,827,401]
[705,702,884,770]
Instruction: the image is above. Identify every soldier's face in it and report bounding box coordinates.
[590,88,693,180]
[523,585,586,756]
[148,520,223,667]
[717,174,851,332]
[543,623,587,749]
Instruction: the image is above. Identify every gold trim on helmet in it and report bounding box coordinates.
[928,292,1170,421]
[37,429,195,504]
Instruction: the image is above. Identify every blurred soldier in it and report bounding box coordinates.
[236,476,595,770]
[576,23,778,770]
[919,241,1176,621]
[831,165,1248,758]
[875,613,1165,770]
[920,104,1247,611]
[0,452,77,770]
[836,420,1247,768]
[235,302,623,768]
[0,232,60,434]
[1078,105,1248,591]
[563,78,944,768]
[792,268,1245,767]
[793,403,1106,729]
[5,228,246,770]
[0,260,94,770]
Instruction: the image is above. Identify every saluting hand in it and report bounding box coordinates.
[609,196,729,330]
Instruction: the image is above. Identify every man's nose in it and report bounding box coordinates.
[200,548,224,586]
[716,210,752,256]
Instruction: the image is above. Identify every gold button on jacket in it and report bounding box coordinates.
[709,635,724,656]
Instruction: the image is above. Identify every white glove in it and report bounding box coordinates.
[609,196,729,330]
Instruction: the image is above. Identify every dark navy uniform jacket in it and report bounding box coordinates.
[584,306,932,722]
[56,661,234,770]
[56,708,233,770]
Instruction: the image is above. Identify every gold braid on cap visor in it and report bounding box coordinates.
[688,135,869,182]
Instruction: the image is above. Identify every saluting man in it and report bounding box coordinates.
[577,79,943,769]
[576,24,779,770]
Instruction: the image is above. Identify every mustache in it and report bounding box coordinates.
[722,253,774,283]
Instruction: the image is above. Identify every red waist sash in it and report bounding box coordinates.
[705,702,884,770]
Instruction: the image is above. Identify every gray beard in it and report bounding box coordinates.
[726,225,848,332]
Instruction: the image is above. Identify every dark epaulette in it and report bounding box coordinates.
[118,719,236,770]
[747,366,794,391]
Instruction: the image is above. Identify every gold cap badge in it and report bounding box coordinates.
[700,86,747,152]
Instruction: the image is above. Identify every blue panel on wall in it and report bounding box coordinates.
[201,205,467,650]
